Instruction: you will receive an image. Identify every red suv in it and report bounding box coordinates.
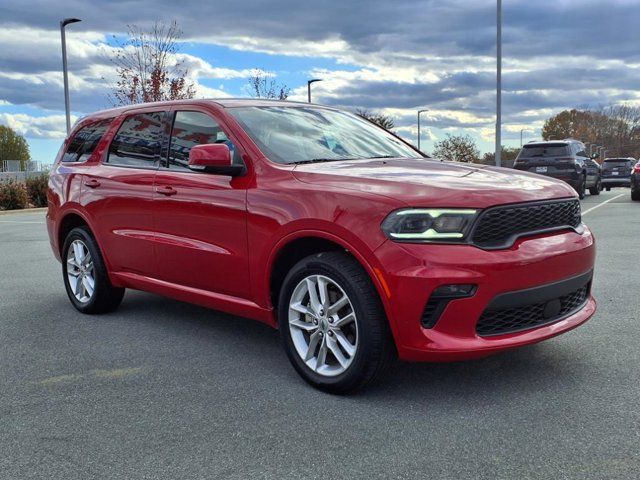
[47,99,596,393]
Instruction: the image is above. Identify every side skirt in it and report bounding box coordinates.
[111,271,276,327]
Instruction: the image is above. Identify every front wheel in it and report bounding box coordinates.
[632,187,640,201]
[278,252,394,394]
[62,227,125,314]
[589,179,601,196]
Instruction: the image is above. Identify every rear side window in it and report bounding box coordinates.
[518,144,570,158]
[107,112,165,168]
[62,119,112,163]
[167,111,240,170]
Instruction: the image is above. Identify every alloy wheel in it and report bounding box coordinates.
[66,239,95,303]
[288,274,358,377]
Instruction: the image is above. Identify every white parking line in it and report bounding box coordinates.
[582,193,625,215]
[0,220,44,224]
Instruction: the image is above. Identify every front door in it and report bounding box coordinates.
[152,108,251,299]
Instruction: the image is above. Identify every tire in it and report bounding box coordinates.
[632,188,640,201]
[589,179,601,196]
[576,175,586,199]
[278,251,394,394]
[62,226,125,314]
[605,186,611,191]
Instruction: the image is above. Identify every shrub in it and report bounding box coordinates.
[25,174,49,207]
[0,180,29,210]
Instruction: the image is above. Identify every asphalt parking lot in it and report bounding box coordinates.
[1,189,638,480]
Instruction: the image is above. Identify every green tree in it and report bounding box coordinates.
[0,125,31,171]
[432,134,480,163]
[480,146,521,168]
[356,109,395,131]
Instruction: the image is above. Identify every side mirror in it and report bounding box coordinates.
[188,144,245,176]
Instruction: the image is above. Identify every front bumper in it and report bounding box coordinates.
[374,226,596,362]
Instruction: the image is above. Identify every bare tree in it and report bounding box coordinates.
[432,134,480,163]
[247,70,290,100]
[355,109,395,131]
[107,21,196,105]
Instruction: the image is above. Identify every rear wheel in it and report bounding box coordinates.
[576,175,586,199]
[632,187,640,201]
[589,179,601,196]
[278,252,394,394]
[62,227,124,314]
[605,186,611,191]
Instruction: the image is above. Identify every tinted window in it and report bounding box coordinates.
[62,119,112,163]
[107,112,164,168]
[518,144,570,158]
[168,111,239,170]
[603,159,631,169]
[575,144,587,157]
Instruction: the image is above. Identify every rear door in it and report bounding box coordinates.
[82,108,166,276]
[151,106,251,299]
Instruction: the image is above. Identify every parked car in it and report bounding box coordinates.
[601,157,636,191]
[46,100,597,393]
[631,160,640,201]
[585,158,602,196]
[512,140,596,199]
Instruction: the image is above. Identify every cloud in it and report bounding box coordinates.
[0,113,71,139]
[1,0,640,152]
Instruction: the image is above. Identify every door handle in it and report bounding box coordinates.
[156,185,177,196]
[84,179,101,188]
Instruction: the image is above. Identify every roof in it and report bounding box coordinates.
[81,98,325,120]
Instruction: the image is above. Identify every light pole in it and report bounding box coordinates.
[520,129,524,147]
[61,17,81,135]
[417,109,428,151]
[307,79,322,103]
[495,0,502,167]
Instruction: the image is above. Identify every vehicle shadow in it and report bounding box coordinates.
[115,290,592,406]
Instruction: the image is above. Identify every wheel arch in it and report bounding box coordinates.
[266,231,396,337]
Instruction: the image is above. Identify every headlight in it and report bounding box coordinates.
[381,208,478,242]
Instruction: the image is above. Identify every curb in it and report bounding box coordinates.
[0,207,48,216]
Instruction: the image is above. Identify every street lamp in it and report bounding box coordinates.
[520,129,525,147]
[417,109,428,151]
[307,79,322,103]
[495,0,502,167]
[60,17,81,135]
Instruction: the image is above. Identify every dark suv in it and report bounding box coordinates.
[601,157,636,191]
[513,140,598,199]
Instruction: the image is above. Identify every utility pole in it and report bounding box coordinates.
[495,0,502,167]
[60,17,81,135]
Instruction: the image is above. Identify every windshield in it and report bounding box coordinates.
[518,144,570,158]
[228,106,421,164]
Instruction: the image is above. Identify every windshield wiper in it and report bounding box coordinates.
[367,155,398,159]
[291,157,360,165]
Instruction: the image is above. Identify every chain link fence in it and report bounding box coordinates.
[0,160,49,183]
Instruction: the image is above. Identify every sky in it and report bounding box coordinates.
[1,0,640,165]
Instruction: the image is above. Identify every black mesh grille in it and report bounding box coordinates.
[470,199,581,248]
[476,284,589,337]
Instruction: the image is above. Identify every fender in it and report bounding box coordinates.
[56,204,121,287]
[264,228,400,344]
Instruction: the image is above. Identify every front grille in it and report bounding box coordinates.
[476,283,589,337]
[470,199,581,249]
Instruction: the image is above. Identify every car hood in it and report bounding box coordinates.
[292,158,577,208]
